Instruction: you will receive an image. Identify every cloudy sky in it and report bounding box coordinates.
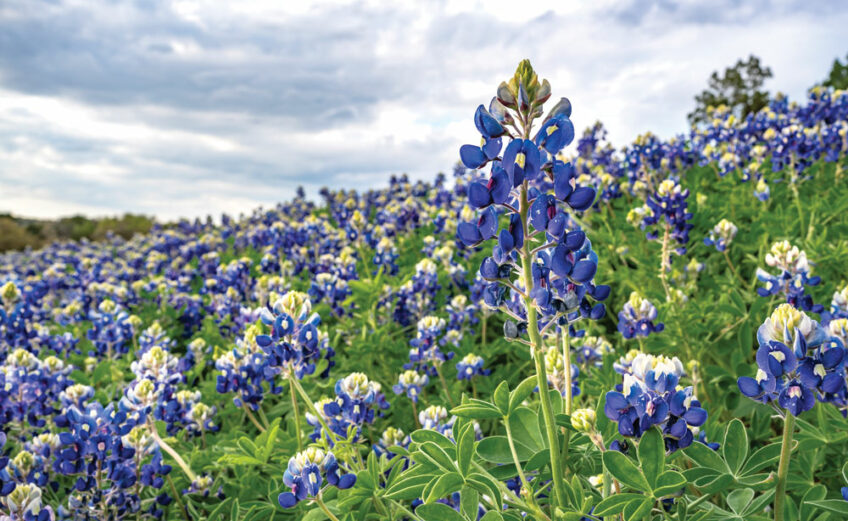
[1,0,846,220]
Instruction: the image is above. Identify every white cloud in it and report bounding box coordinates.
[0,0,846,220]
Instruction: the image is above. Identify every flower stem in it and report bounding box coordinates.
[774,412,795,521]
[435,364,455,407]
[242,403,266,433]
[148,419,197,482]
[505,416,535,503]
[291,376,340,445]
[659,222,672,301]
[723,250,747,288]
[290,377,303,452]
[166,474,191,521]
[315,492,341,521]
[519,181,566,511]
[560,329,573,476]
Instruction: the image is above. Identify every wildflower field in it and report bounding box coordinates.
[3,60,848,521]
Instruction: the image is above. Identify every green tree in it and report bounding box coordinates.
[823,53,848,90]
[688,55,773,125]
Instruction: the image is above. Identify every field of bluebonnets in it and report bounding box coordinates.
[2,60,848,521]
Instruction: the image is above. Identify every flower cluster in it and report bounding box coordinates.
[617,292,664,339]
[306,372,388,443]
[456,60,609,340]
[605,352,707,452]
[738,304,845,416]
[277,448,355,508]
[628,179,693,255]
[756,241,823,312]
[703,219,738,252]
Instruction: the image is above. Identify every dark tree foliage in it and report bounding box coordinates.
[823,53,848,90]
[688,55,773,125]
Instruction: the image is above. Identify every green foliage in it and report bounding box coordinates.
[688,54,773,125]
[823,53,848,90]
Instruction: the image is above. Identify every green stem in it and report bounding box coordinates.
[148,419,196,482]
[723,250,746,289]
[315,493,341,521]
[519,181,566,511]
[290,377,303,452]
[504,415,536,504]
[435,364,455,407]
[291,377,340,445]
[659,221,671,301]
[242,403,266,433]
[166,474,191,521]
[560,329,573,475]
[257,405,271,429]
[774,412,795,521]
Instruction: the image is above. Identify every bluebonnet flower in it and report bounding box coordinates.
[756,241,823,313]
[277,448,355,508]
[392,370,428,403]
[703,219,738,252]
[372,237,399,276]
[405,316,455,376]
[418,405,457,438]
[617,292,664,339]
[456,62,609,347]
[605,353,706,452]
[738,304,841,416]
[86,299,136,359]
[630,179,693,255]
[2,483,53,520]
[822,283,848,326]
[573,335,613,367]
[455,354,490,381]
[373,427,410,460]
[306,373,386,443]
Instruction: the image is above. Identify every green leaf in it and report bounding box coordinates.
[623,497,652,521]
[477,436,533,464]
[451,400,504,420]
[480,512,504,521]
[467,473,504,510]
[218,454,265,466]
[593,493,645,516]
[723,419,749,475]
[385,473,434,500]
[424,472,464,503]
[726,488,754,514]
[638,427,665,489]
[509,376,537,412]
[805,500,848,516]
[419,442,457,472]
[742,443,781,475]
[416,503,465,521]
[207,498,233,521]
[411,429,456,451]
[799,485,826,521]
[493,381,510,414]
[684,438,729,472]
[652,470,686,498]
[230,498,240,520]
[508,407,545,451]
[457,424,475,477]
[603,450,650,491]
[460,486,479,520]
